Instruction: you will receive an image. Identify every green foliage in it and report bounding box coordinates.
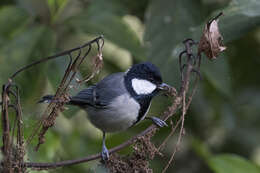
[145,0,260,93]
[208,154,260,173]
[67,0,145,60]
[0,6,29,41]
[220,0,260,42]
[0,0,260,172]
[145,0,205,85]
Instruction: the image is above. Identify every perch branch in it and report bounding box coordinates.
[10,35,104,79]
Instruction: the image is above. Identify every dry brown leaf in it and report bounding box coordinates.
[198,13,226,60]
[76,52,103,84]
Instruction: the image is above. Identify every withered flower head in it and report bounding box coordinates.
[198,12,226,60]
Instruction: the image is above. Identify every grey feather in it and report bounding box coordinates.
[69,72,141,132]
[70,72,126,108]
[69,85,96,106]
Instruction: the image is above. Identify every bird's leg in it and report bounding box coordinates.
[101,131,109,161]
[146,117,168,128]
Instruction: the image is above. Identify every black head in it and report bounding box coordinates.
[125,62,166,98]
[124,62,170,125]
[126,62,163,85]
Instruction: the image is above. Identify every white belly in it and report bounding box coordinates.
[85,94,141,132]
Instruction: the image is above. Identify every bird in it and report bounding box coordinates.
[39,62,170,161]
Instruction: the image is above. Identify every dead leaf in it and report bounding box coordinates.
[93,52,103,73]
[77,52,103,84]
[198,12,226,60]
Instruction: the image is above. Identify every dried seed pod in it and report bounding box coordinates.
[93,52,103,74]
[198,12,226,60]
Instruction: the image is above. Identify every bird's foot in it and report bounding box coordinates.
[101,144,109,161]
[148,116,168,127]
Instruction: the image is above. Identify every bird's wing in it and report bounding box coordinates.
[70,72,127,108]
[69,85,96,106]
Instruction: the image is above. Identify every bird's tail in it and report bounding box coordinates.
[38,95,56,103]
[38,95,73,105]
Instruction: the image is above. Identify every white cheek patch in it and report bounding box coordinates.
[131,78,156,95]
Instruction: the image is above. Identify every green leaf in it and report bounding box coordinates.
[208,154,260,173]
[191,137,212,161]
[144,0,205,86]
[0,26,55,78]
[87,0,128,17]
[145,0,260,95]
[47,0,67,13]
[0,26,56,107]
[66,4,145,60]
[189,0,260,42]
[47,0,68,23]
[0,6,29,41]
[202,55,231,96]
[192,0,260,95]
[17,0,50,19]
[219,0,260,42]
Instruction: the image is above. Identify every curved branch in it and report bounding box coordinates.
[10,35,104,79]
[25,98,182,169]
[25,125,156,169]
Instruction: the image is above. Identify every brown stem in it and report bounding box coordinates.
[10,36,103,79]
[1,83,13,173]
[0,36,104,172]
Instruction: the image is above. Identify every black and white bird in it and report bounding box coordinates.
[39,62,170,161]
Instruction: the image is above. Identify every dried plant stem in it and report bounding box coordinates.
[1,83,13,173]
[0,36,104,172]
[161,60,195,173]
[158,118,182,151]
[162,92,186,173]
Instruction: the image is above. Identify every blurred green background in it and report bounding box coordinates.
[1,0,260,172]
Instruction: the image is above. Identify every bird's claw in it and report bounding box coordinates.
[150,117,168,127]
[101,145,109,161]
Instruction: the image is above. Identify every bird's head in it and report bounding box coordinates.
[125,62,169,97]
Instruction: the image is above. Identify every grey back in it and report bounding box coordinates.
[70,72,126,108]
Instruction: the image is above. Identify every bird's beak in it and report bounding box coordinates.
[158,83,171,91]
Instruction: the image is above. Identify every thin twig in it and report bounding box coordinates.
[162,88,187,173]
[10,36,104,79]
[158,117,182,151]
[0,36,105,172]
